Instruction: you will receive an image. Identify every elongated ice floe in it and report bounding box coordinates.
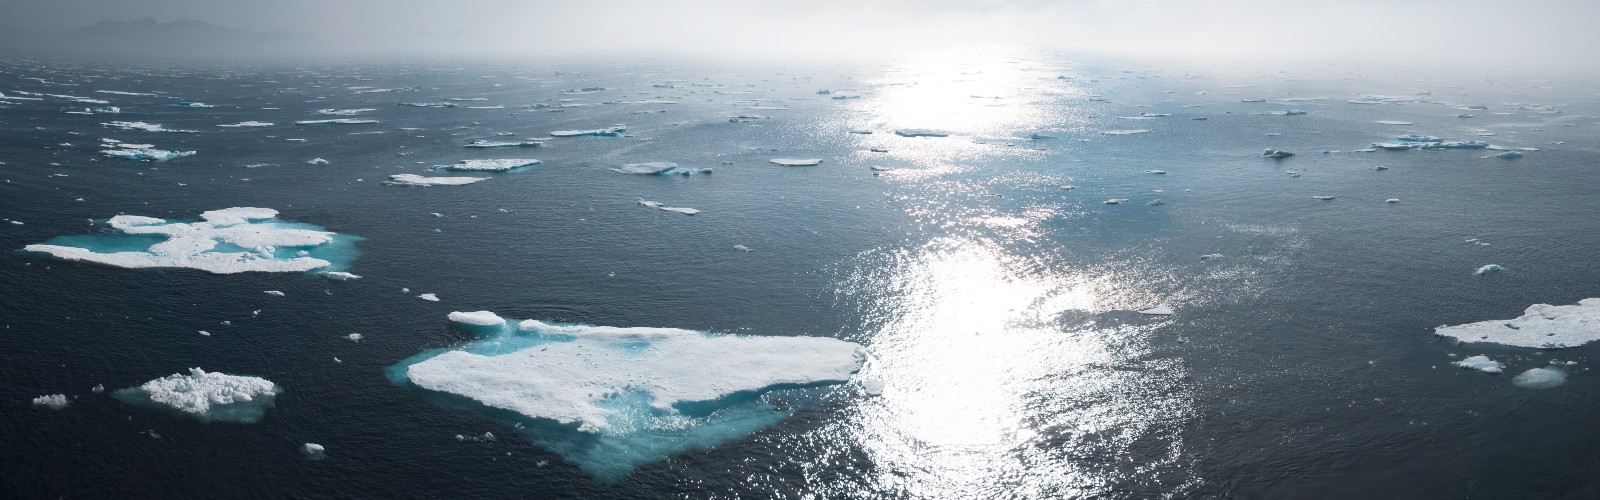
[100,147,195,161]
[770,158,822,166]
[1512,368,1566,389]
[894,129,950,137]
[24,207,359,274]
[296,119,378,125]
[218,121,274,128]
[114,368,281,423]
[438,159,541,172]
[386,174,490,186]
[32,394,70,410]
[1453,355,1504,374]
[638,199,699,215]
[1101,129,1151,135]
[549,125,625,137]
[612,162,712,175]
[392,314,864,479]
[317,108,375,115]
[102,121,197,133]
[1434,298,1600,348]
[464,140,541,148]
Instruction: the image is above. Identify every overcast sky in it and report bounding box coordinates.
[6,0,1599,69]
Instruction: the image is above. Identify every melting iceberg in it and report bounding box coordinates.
[24,207,360,274]
[388,314,864,480]
[386,174,489,186]
[611,162,712,176]
[550,125,626,137]
[114,368,281,423]
[1434,298,1600,348]
[438,159,541,172]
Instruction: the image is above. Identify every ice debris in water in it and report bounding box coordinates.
[317,108,375,115]
[100,146,195,162]
[217,121,274,128]
[1104,199,1129,205]
[1144,170,1167,174]
[114,368,281,423]
[611,162,711,176]
[1377,120,1414,125]
[1138,305,1175,315]
[448,311,506,327]
[295,119,379,125]
[307,158,329,165]
[734,245,752,252]
[439,159,541,172]
[1489,151,1523,159]
[1387,198,1401,203]
[1263,149,1295,158]
[419,293,440,302]
[465,139,541,148]
[323,271,361,280]
[264,290,285,297]
[1475,264,1504,275]
[24,207,358,274]
[770,158,822,166]
[393,314,865,478]
[302,443,326,459]
[347,333,363,342]
[386,174,490,186]
[549,125,625,137]
[1512,368,1566,389]
[1453,355,1504,374]
[102,121,197,133]
[1100,129,1151,135]
[893,129,950,137]
[32,394,70,410]
[1435,298,1600,348]
[638,199,700,215]
[1312,196,1335,201]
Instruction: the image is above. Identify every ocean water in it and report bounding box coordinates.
[4,47,1600,498]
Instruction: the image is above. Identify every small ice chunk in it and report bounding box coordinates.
[1475,264,1504,275]
[448,311,506,327]
[317,108,376,115]
[1263,149,1295,158]
[1100,129,1151,135]
[637,199,700,215]
[302,443,326,459]
[1377,120,1414,125]
[1200,254,1224,260]
[101,121,197,133]
[32,394,70,410]
[1435,298,1600,348]
[1144,170,1167,174]
[100,148,195,162]
[1138,305,1174,315]
[1386,198,1400,203]
[307,158,330,165]
[733,245,752,252]
[1512,368,1566,389]
[1104,198,1129,205]
[386,174,489,186]
[1490,151,1523,159]
[218,121,274,128]
[347,333,363,342]
[114,368,281,423]
[264,290,285,297]
[770,158,822,166]
[322,271,362,280]
[1147,199,1165,206]
[419,293,440,302]
[1312,196,1335,201]
[464,140,541,148]
[612,162,711,175]
[1453,355,1504,374]
[861,378,886,396]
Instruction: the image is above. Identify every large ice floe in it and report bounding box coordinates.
[1434,298,1600,349]
[386,174,490,186]
[437,159,541,172]
[114,368,282,423]
[549,125,626,137]
[23,207,360,274]
[388,312,865,481]
[611,162,712,176]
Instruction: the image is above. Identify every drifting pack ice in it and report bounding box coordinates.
[24,207,360,274]
[390,312,865,480]
[114,368,281,423]
[1434,298,1600,349]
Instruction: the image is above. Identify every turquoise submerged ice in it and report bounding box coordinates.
[389,312,865,481]
[23,207,359,274]
[113,368,282,423]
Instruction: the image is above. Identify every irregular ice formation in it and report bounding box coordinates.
[114,368,281,423]
[402,318,864,433]
[218,121,274,128]
[24,207,358,274]
[465,140,541,148]
[1475,264,1504,275]
[100,147,195,162]
[32,394,70,410]
[612,162,712,176]
[1512,368,1566,389]
[102,121,196,133]
[439,159,541,172]
[1434,298,1600,348]
[550,125,625,137]
[1453,355,1504,374]
[302,443,326,459]
[386,174,489,186]
[770,158,822,166]
[295,119,378,125]
[638,199,699,215]
[1263,149,1295,158]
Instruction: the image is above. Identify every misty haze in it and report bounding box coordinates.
[4,1,1600,498]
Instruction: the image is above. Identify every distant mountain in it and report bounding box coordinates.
[0,18,311,60]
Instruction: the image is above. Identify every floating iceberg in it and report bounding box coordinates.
[1100,129,1151,135]
[464,140,541,148]
[24,207,360,274]
[307,158,329,165]
[448,310,505,327]
[114,368,281,423]
[638,199,699,215]
[1453,355,1504,374]
[1475,264,1504,275]
[32,394,69,410]
[295,119,378,125]
[389,314,864,480]
[386,174,490,186]
[1434,298,1600,349]
[770,158,822,166]
[1312,195,1335,201]
[438,159,541,172]
[550,125,625,137]
[1263,149,1295,158]
[218,121,273,128]
[1512,368,1566,389]
[100,147,195,162]
[894,129,950,137]
[611,162,711,176]
[302,443,326,459]
[102,121,196,133]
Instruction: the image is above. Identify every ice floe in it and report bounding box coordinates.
[390,314,864,479]
[1475,264,1504,275]
[218,121,273,128]
[611,162,711,176]
[449,311,506,327]
[1100,129,1151,135]
[322,271,362,280]
[24,207,359,274]
[419,293,440,302]
[1513,368,1567,389]
[1138,305,1175,315]
[386,174,489,186]
[32,394,69,410]
[102,121,196,133]
[114,368,281,423]
[550,125,625,137]
[100,147,195,162]
[439,159,541,172]
[1263,149,1295,158]
[317,108,375,116]
[295,119,378,125]
[638,199,699,215]
[770,158,822,166]
[302,443,326,459]
[464,140,541,148]
[894,129,950,137]
[1434,298,1600,348]
[1453,355,1504,374]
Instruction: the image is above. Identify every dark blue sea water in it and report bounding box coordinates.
[4,48,1600,498]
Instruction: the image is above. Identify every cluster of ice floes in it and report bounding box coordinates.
[114,368,281,423]
[550,125,625,137]
[638,199,699,215]
[98,137,194,162]
[612,162,711,176]
[392,312,864,477]
[102,121,196,133]
[24,207,358,274]
[386,174,489,186]
[1435,298,1600,349]
[437,159,541,172]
